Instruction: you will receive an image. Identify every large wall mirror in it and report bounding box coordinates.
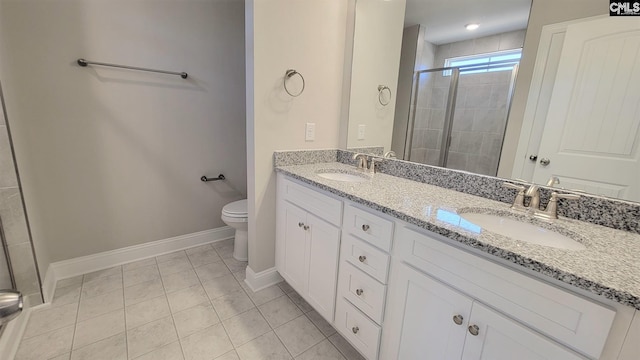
[343,0,640,203]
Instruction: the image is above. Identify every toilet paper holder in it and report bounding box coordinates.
[201,174,225,182]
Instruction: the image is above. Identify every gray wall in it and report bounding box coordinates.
[0,0,247,276]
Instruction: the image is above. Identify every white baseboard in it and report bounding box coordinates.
[245,266,283,292]
[44,226,234,296]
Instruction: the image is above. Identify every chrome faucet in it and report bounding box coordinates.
[524,184,541,211]
[353,153,368,170]
[502,182,528,211]
[383,150,396,159]
[534,191,580,220]
[367,157,382,174]
[546,176,560,187]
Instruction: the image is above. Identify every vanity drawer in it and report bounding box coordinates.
[342,234,390,284]
[343,204,393,252]
[396,225,615,359]
[335,297,381,360]
[339,261,387,324]
[278,175,343,226]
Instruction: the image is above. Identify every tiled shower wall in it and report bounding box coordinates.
[409,30,525,176]
[0,87,42,305]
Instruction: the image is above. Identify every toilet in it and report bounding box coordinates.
[221,199,248,261]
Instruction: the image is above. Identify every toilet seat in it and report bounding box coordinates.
[222,199,247,218]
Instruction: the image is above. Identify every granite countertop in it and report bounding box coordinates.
[276,162,640,310]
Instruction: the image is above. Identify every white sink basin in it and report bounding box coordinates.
[460,212,586,250]
[316,170,370,183]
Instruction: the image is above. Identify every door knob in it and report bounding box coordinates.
[539,158,551,166]
[468,324,479,336]
[356,288,364,296]
[358,255,367,263]
[529,155,538,161]
[452,314,463,325]
[352,326,359,334]
[361,224,370,232]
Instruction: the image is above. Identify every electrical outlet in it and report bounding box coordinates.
[358,124,366,140]
[305,123,316,141]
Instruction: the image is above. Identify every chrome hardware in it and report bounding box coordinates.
[77,58,188,79]
[298,222,309,230]
[468,324,479,336]
[529,155,538,161]
[502,182,527,211]
[201,174,225,182]
[452,314,463,325]
[546,176,560,187]
[384,150,397,159]
[304,225,309,230]
[356,289,364,296]
[353,153,368,170]
[524,185,540,211]
[361,224,370,232]
[534,191,581,221]
[367,157,382,174]
[539,158,551,166]
[0,290,23,325]
[352,326,359,334]
[298,222,304,228]
[284,69,305,97]
[358,255,367,263]
[378,85,392,106]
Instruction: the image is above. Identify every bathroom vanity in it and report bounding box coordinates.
[274,160,640,360]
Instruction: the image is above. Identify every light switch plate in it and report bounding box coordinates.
[305,123,316,141]
[358,124,366,140]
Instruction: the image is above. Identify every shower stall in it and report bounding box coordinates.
[404,61,519,177]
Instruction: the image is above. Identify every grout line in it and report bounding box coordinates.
[158,252,187,360]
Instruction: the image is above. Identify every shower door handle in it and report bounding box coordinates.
[0,290,22,325]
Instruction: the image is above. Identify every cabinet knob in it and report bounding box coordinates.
[356,288,364,296]
[452,314,463,325]
[468,324,479,336]
[298,222,304,228]
[352,326,359,334]
[298,222,309,230]
[303,225,309,230]
[361,224,370,232]
[358,255,367,263]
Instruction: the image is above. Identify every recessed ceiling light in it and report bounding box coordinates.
[465,23,480,31]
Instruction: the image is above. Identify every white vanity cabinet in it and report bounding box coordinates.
[276,175,342,322]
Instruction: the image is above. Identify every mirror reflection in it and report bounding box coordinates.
[345,0,640,203]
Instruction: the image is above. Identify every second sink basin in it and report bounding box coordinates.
[316,169,370,183]
[460,212,586,250]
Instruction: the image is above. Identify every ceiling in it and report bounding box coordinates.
[404,0,532,45]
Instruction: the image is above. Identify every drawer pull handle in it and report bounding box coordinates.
[362,224,370,232]
[352,326,359,334]
[298,222,309,230]
[356,288,364,296]
[468,324,479,336]
[358,255,367,263]
[452,314,463,325]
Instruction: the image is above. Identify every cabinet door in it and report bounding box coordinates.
[277,202,309,294]
[462,302,585,360]
[306,212,341,322]
[381,263,473,360]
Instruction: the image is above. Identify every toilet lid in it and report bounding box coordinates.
[223,199,247,216]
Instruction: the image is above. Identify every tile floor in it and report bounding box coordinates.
[14,239,365,360]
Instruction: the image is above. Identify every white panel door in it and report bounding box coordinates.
[461,302,585,360]
[278,202,308,294]
[305,212,340,322]
[382,263,473,360]
[533,17,640,201]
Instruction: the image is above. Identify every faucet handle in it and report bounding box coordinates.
[502,182,526,192]
[503,182,527,211]
[551,192,580,201]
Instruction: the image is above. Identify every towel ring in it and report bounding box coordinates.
[378,85,392,106]
[284,69,305,97]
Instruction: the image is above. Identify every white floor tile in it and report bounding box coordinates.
[215,350,240,360]
[180,323,234,360]
[212,289,255,320]
[83,266,122,283]
[81,273,123,299]
[187,245,222,267]
[306,310,336,337]
[127,316,178,359]
[156,250,188,264]
[123,263,160,288]
[223,258,248,273]
[51,284,82,307]
[287,292,313,313]
[166,284,209,313]
[73,309,125,350]
[49,352,71,360]
[70,332,127,360]
[161,268,201,294]
[15,325,74,360]
[125,295,171,330]
[244,284,284,306]
[158,258,193,277]
[295,339,345,360]
[174,302,221,338]
[274,315,325,357]
[328,333,365,360]
[123,257,157,272]
[77,288,123,321]
[194,261,231,282]
[56,276,83,289]
[202,274,243,300]
[124,278,165,306]
[23,302,78,339]
[213,240,234,260]
[258,295,302,328]
[223,308,271,347]
[134,341,184,360]
[236,331,291,360]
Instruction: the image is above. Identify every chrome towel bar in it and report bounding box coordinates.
[77,58,188,79]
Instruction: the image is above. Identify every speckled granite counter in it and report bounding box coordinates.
[276,162,640,310]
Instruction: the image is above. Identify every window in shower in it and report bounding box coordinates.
[443,49,522,76]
